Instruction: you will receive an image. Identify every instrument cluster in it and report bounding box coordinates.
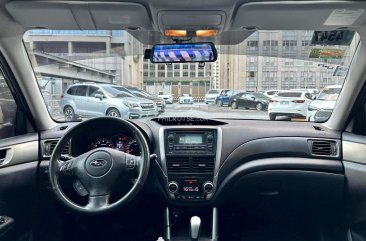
[90,134,140,156]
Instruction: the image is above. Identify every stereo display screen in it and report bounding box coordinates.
[178,134,203,144]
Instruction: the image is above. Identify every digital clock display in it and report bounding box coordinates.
[178,134,203,144]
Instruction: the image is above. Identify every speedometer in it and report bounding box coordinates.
[124,139,140,155]
[91,138,114,149]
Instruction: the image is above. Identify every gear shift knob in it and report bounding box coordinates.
[190,216,201,241]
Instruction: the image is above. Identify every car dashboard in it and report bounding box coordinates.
[39,117,344,207]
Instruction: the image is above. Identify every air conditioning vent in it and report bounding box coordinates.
[166,156,214,173]
[192,157,215,173]
[44,140,70,157]
[310,140,338,156]
[167,157,190,173]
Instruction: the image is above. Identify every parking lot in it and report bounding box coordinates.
[159,102,308,121]
[160,102,270,120]
[52,101,308,122]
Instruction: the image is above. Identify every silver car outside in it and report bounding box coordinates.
[60,84,157,120]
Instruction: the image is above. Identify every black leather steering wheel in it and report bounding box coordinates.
[49,117,150,214]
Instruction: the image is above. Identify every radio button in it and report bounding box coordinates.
[168,134,174,143]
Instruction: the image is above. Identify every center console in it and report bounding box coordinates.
[159,127,221,202]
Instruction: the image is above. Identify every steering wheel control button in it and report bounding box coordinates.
[168,181,179,193]
[60,161,73,175]
[85,152,112,177]
[73,180,88,196]
[203,182,214,194]
[126,157,136,169]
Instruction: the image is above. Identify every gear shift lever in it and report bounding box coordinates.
[190,216,201,241]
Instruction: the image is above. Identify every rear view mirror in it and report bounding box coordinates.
[149,42,217,63]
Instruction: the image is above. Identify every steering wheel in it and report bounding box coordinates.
[48,117,150,214]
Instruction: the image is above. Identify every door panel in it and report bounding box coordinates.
[85,86,105,116]
[343,132,366,239]
[0,133,39,241]
[73,86,88,115]
[84,97,104,116]
[237,94,245,106]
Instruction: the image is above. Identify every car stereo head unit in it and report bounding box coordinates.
[165,130,216,155]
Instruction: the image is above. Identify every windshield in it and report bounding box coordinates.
[277,92,303,98]
[208,90,220,94]
[23,30,359,122]
[131,91,148,98]
[102,86,135,98]
[317,87,341,101]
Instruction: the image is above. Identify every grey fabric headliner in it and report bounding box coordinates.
[2,0,366,44]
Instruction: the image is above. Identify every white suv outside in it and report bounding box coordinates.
[60,83,158,121]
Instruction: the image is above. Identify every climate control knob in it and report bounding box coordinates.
[203,181,214,194]
[168,181,179,194]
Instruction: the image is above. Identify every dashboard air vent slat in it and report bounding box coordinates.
[192,158,215,173]
[167,157,190,173]
[310,140,338,156]
[166,156,214,174]
[44,140,70,156]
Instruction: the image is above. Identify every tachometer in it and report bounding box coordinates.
[91,138,114,149]
[114,135,130,151]
[124,139,140,155]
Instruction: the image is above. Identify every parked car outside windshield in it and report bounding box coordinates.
[229,92,269,111]
[268,91,313,120]
[216,90,241,106]
[60,84,158,120]
[307,85,342,121]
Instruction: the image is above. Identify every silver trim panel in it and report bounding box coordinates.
[343,140,366,164]
[212,207,218,241]
[0,141,38,167]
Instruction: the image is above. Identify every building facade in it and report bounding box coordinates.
[219,30,357,91]
[24,30,144,88]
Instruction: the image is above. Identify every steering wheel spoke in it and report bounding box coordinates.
[57,153,87,177]
[125,154,141,172]
[86,195,110,210]
[57,159,75,176]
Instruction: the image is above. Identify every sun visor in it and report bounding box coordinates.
[5,1,153,30]
[232,1,366,30]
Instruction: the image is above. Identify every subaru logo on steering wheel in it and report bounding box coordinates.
[90,159,107,167]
